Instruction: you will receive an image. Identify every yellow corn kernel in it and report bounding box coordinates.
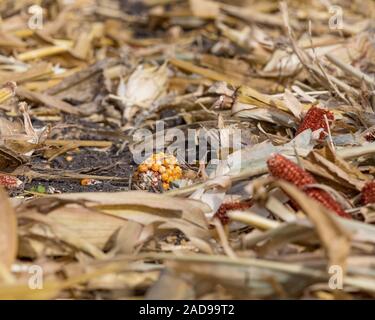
[151,163,160,172]
[81,178,92,186]
[158,165,166,173]
[138,164,148,173]
[162,182,170,190]
[161,173,169,182]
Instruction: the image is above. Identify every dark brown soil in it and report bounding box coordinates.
[11,116,136,196]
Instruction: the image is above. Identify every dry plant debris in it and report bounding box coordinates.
[0,0,375,300]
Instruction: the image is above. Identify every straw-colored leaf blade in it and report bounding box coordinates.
[0,187,18,270]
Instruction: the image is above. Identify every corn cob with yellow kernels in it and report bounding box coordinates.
[133,152,182,191]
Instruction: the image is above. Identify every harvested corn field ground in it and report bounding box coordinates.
[1,0,375,300]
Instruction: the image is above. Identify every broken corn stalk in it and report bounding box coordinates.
[296,106,334,139]
[17,45,71,61]
[267,154,351,218]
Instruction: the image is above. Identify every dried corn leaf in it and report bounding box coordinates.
[0,188,17,270]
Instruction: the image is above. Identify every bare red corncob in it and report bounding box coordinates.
[304,188,350,218]
[296,106,334,139]
[267,154,315,188]
[267,154,351,218]
[213,201,251,225]
[361,181,375,205]
[0,175,22,189]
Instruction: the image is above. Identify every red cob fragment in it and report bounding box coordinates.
[364,131,375,142]
[267,154,351,218]
[0,175,22,189]
[267,154,315,188]
[361,181,375,205]
[296,106,334,139]
[214,201,251,225]
[304,189,349,217]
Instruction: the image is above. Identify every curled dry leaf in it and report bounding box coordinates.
[124,64,168,107]
[54,191,210,229]
[283,89,304,120]
[18,210,107,260]
[0,102,49,156]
